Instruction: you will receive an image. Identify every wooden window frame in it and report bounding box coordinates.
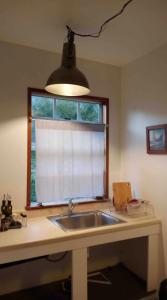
[26,87,109,210]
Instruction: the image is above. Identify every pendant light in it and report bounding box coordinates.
[45,28,90,97]
[45,0,135,97]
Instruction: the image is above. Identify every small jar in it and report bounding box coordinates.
[145,201,154,216]
[0,218,8,231]
[20,213,27,227]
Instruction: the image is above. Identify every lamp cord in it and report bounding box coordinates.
[67,28,75,56]
[66,0,135,39]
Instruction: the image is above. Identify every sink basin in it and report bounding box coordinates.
[48,210,125,231]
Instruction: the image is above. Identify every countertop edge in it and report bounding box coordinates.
[0,216,161,251]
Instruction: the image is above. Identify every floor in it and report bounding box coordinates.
[0,264,156,300]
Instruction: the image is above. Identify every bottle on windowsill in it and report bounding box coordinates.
[1,195,6,215]
[6,199,12,217]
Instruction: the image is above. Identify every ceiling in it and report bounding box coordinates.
[0,0,167,66]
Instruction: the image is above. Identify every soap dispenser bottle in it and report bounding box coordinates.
[1,195,6,215]
[6,195,12,217]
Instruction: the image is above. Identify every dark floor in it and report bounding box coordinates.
[0,263,155,300]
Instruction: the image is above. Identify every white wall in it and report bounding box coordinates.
[0,41,121,210]
[121,43,167,277]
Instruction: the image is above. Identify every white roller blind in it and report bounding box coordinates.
[35,119,105,203]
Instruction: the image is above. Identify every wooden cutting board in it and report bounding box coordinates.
[113,182,132,211]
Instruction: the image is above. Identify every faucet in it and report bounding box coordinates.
[68,198,75,215]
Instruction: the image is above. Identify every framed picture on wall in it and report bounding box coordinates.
[146,124,167,154]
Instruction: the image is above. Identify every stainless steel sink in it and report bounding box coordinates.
[48,210,125,231]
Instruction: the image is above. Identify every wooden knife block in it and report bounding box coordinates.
[113,182,132,211]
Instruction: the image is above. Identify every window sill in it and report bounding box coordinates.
[26,198,107,210]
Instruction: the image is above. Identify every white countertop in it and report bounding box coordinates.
[0,209,161,250]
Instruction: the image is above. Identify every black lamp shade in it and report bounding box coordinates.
[45,42,90,96]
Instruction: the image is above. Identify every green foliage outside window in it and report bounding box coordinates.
[32,96,53,118]
[31,150,36,202]
[80,102,99,122]
[55,100,77,120]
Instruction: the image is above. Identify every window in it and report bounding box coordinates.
[27,88,109,208]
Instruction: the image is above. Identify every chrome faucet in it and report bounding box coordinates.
[68,198,74,215]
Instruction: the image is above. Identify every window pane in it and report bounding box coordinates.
[32,96,53,118]
[31,121,36,202]
[79,102,100,123]
[55,99,77,120]
[31,120,36,144]
[31,150,36,202]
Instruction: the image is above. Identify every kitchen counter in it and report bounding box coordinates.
[0,210,160,249]
[0,209,161,300]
